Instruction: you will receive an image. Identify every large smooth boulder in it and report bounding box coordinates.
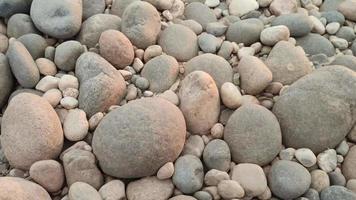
[121,1,161,49]
[30,0,82,39]
[0,54,14,109]
[0,177,51,200]
[1,93,63,170]
[75,52,126,117]
[92,98,186,178]
[296,33,335,56]
[273,66,356,153]
[224,104,282,166]
[179,71,220,135]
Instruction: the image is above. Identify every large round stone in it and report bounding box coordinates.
[0,54,14,109]
[1,93,63,170]
[184,2,217,29]
[0,177,51,200]
[159,24,198,62]
[268,160,311,199]
[271,13,313,37]
[183,53,233,89]
[224,104,282,166]
[273,66,356,154]
[296,33,335,56]
[179,71,220,135]
[7,14,39,38]
[92,97,186,178]
[226,18,264,46]
[82,0,105,19]
[30,0,82,39]
[110,0,139,17]
[121,1,161,49]
[17,33,47,59]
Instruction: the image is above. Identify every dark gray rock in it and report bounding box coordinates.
[203,139,231,172]
[121,1,161,49]
[0,54,13,109]
[321,11,345,25]
[159,24,198,62]
[78,14,121,48]
[83,0,105,19]
[296,34,335,56]
[183,53,233,89]
[92,98,186,178]
[6,39,40,88]
[336,26,356,42]
[75,52,126,116]
[226,18,264,46]
[329,170,346,186]
[55,40,84,71]
[266,41,312,85]
[141,55,179,93]
[184,2,217,29]
[224,104,282,166]
[272,13,313,37]
[320,186,356,200]
[17,33,47,59]
[0,0,33,18]
[173,155,204,194]
[273,66,356,154]
[268,160,311,199]
[30,0,82,39]
[330,55,356,71]
[6,14,39,38]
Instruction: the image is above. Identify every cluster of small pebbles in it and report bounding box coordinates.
[1,0,356,199]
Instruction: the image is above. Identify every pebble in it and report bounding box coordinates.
[194,191,213,200]
[346,179,356,193]
[260,25,290,46]
[17,33,47,59]
[198,33,219,54]
[42,89,62,107]
[320,185,356,200]
[99,180,126,200]
[204,169,229,186]
[226,18,264,46]
[144,45,163,62]
[63,109,89,141]
[182,135,205,158]
[88,112,104,131]
[229,0,259,17]
[336,140,349,156]
[29,160,64,192]
[203,139,231,172]
[173,155,204,194]
[62,88,79,98]
[60,97,79,109]
[317,149,337,173]
[126,176,174,200]
[326,22,340,34]
[279,148,296,160]
[0,0,33,18]
[343,146,356,180]
[217,180,245,199]
[54,40,84,71]
[295,148,317,167]
[206,22,227,36]
[310,16,326,35]
[269,0,297,15]
[0,177,51,199]
[0,54,14,109]
[231,163,267,197]
[82,0,105,19]
[296,33,335,56]
[329,169,347,186]
[303,188,320,200]
[272,13,313,37]
[68,182,102,200]
[336,26,355,42]
[36,58,57,76]
[184,2,217,29]
[179,20,203,35]
[338,0,356,21]
[210,123,224,139]
[35,76,59,92]
[330,36,349,50]
[311,169,330,192]
[58,75,79,92]
[157,162,175,180]
[205,0,220,7]
[220,82,242,109]
[6,14,39,38]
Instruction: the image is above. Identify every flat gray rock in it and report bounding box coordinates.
[272,13,313,37]
[226,18,264,46]
[184,2,217,29]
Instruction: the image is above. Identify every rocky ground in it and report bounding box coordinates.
[1,0,356,199]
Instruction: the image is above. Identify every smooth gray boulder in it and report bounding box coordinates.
[272,13,313,37]
[6,13,39,38]
[296,33,335,56]
[226,18,264,46]
[184,2,217,29]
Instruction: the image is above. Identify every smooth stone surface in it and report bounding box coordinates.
[266,41,312,85]
[141,55,179,93]
[63,109,89,141]
[343,146,356,180]
[268,160,311,199]
[184,53,233,89]
[82,0,105,19]
[338,0,356,21]
[99,29,134,69]
[0,177,51,200]
[217,180,245,199]
[6,39,40,88]
[169,195,198,200]
[30,0,82,39]
[184,2,217,28]
[0,0,33,18]
[173,155,204,194]
[159,24,198,62]
[295,148,317,167]
[231,163,267,197]
[272,13,313,37]
[224,104,282,166]
[237,55,272,95]
[269,0,297,15]
[320,186,356,200]
[7,14,39,38]
[0,54,14,109]
[296,33,335,56]
[220,82,242,109]
[273,66,356,154]
[204,169,230,186]
[157,162,175,180]
[99,180,126,200]
[179,71,220,135]
[229,0,259,17]
[331,55,356,71]
[321,11,345,24]
[121,1,161,49]
[68,182,102,200]
[203,139,231,172]
[311,169,330,192]
[226,18,264,46]
[17,33,47,59]
[126,176,174,200]
[1,93,63,170]
[93,98,186,178]
[29,160,64,192]
[78,14,121,48]
[182,135,205,158]
[55,40,84,71]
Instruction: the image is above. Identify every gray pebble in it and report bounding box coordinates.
[203,139,231,172]
[198,33,219,53]
[7,14,39,38]
[17,34,47,59]
[182,135,205,158]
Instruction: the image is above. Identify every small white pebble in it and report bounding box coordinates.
[58,74,79,91]
[157,162,174,180]
[60,97,78,109]
[42,89,62,107]
[35,76,59,92]
[211,123,224,139]
[89,112,104,131]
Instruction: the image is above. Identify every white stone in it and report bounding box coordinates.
[211,123,224,139]
[42,89,62,107]
[89,112,104,131]
[205,0,220,7]
[99,180,126,200]
[229,0,259,17]
[336,140,349,156]
[309,16,325,35]
[204,169,230,186]
[58,74,79,91]
[295,148,317,167]
[62,88,79,98]
[330,36,349,50]
[60,97,78,109]
[217,180,245,199]
[36,58,57,76]
[326,22,340,35]
[317,149,337,173]
[35,76,59,92]
[260,25,290,46]
[220,82,242,109]
[157,162,175,180]
[63,109,89,141]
